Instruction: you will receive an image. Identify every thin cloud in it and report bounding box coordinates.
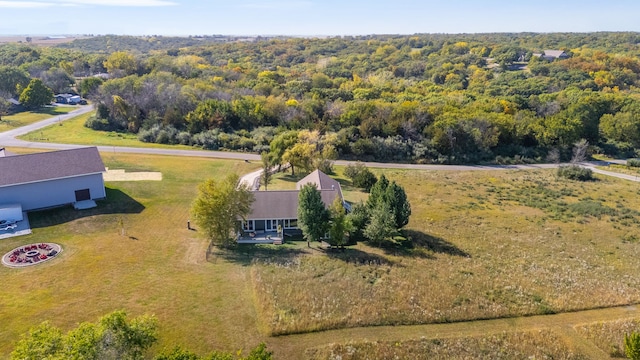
[0,1,54,8]
[63,0,178,6]
[239,1,312,9]
[0,0,177,7]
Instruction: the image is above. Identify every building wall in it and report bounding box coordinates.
[0,174,106,211]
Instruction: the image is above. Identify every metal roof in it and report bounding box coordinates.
[0,147,105,187]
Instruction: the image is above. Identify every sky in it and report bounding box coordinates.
[0,0,639,36]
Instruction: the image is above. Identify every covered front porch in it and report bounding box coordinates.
[237,218,302,245]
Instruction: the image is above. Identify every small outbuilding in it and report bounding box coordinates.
[0,147,106,211]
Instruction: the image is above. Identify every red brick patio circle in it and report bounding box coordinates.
[2,243,62,268]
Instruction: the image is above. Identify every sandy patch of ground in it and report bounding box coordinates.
[103,169,162,181]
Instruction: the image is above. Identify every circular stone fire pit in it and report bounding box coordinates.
[2,243,62,268]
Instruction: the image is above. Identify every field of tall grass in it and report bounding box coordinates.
[250,169,640,335]
[575,318,640,357]
[305,330,586,360]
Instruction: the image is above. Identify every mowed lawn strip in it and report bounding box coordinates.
[17,111,195,150]
[0,150,261,357]
[0,106,75,132]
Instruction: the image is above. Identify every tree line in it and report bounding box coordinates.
[3,33,640,163]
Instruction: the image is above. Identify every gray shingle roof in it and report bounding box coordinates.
[0,147,105,187]
[296,169,340,191]
[248,189,339,219]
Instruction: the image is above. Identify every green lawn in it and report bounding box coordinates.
[0,106,75,132]
[17,111,195,150]
[4,153,640,359]
[0,150,260,358]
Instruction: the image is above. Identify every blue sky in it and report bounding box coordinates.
[0,0,638,36]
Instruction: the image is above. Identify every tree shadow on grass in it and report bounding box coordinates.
[209,244,308,267]
[29,187,145,229]
[324,247,401,267]
[402,229,470,258]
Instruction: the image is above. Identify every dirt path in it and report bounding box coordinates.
[266,304,640,359]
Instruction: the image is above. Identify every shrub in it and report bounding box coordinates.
[628,159,640,168]
[557,165,593,181]
[84,115,111,131]
[625,332,640,360]
[345,162,377,192]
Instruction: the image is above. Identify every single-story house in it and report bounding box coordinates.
[3,98,22,113]
[240,169,344,236]
[533,50,569,61]
[0,147,106,212]
[55,94,83,105]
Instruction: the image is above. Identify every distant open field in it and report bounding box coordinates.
[0,35,86,46]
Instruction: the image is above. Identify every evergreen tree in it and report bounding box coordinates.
[328,197,349,248]
[297,183,329,247]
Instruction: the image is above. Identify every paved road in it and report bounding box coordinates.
[0,108,634,180]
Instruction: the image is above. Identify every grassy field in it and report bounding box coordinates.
[17,111,195,150]
[575,318,640,357]
[598,164,640,177]
[306,330,586,360]
[0,106,75,132]
[4,152,640,359]
[250,168,640,336]
[0,149,260,358]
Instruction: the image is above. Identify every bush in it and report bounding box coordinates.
[557,165,593,181]
[84,115,111,131]
[628,159,640,168]
[345,162,377,192]
[626,332,640,360]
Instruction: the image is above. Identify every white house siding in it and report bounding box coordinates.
[0,174,106,211]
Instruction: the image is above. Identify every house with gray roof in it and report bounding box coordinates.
[240,169,343,238]
[0,147,106,213]
[533,50,569,61]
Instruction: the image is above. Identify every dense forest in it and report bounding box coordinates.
[3,32,640,164]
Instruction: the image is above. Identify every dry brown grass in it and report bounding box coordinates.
[251,169,640,335]
[305,330,586,360]
[575,317,640,357]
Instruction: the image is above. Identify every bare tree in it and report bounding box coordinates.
[571,139,589,163]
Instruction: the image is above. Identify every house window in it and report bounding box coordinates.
[75,189,91,201]
[266,219,278,231]
[242,220,254,231]
[288,219,297,228]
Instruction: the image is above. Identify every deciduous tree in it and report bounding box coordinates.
[18,78,53,110]
[260,151,275,190]
[11,311,158,360]
[191,174,254,248]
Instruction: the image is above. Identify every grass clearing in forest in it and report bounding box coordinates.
[250,169,640,336]
[0,106,75,132]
